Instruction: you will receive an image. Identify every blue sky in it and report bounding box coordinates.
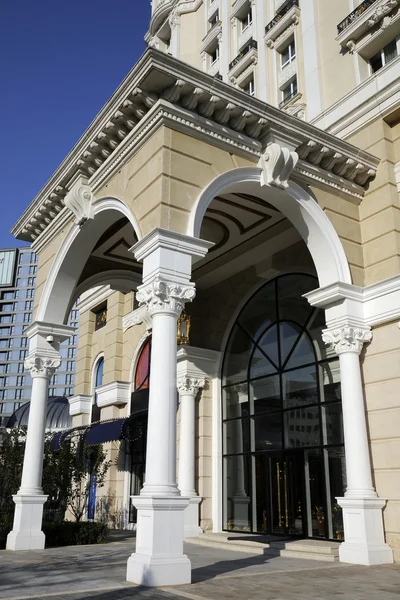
[0,1,151,248]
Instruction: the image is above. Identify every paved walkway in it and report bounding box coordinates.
[0,537,399,600]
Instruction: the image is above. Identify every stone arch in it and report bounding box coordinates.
[187,167,352,287]
[36,197,142,325]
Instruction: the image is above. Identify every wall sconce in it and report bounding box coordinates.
[177,311,191,345]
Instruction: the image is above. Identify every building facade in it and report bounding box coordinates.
[4,0,400,588]
[0,247,79,426]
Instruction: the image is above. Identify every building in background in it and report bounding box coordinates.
[0,247,79,426]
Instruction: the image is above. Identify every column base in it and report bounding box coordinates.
[126,495,191,587]
[231,495,251,530]
[6,494,47,551]
[184,496,203,538]
[337,496,393,565]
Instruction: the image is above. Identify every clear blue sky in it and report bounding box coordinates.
[0,1,151,248]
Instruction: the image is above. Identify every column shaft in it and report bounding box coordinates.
[178,392,196,497]
[339,351,375,498]
[143,313,179,496]
[19,375,49,494]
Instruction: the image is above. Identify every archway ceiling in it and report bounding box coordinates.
[195,192,305,288]
[13,50,379,244]
[77,217,141,287]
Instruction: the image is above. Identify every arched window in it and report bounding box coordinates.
[92,357,104,423]
[134,338,151,391]
[222,274,345,541]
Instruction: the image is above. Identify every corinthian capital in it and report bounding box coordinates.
[25,355,61,378]
[259,143,299,190]
[136,278,196,317]
[177,377,205,396]
[64,172,94,226]
[322,326,372,356]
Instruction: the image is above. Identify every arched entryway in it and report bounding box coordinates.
[221,273,345,540]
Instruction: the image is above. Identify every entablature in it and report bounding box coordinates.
[13,50,379,244]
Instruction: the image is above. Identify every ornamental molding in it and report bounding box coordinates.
[96,381,131,408]
[24,355,61,378]
[136,277,196,317]
[177,376,205,396]
[336,0,400,49]
[259,143,299,190]
[64,172,94,226]
[278,58,297,88]
[12,50,379,243]
[123,304,153,332]
[322,326,372,355]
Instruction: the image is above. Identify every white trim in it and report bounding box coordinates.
[68,394,92,416]
[305,274,400,329]
[188,167,352,287]
[95,381,131,408]
[35,196,141,325]
[77,286,114,315]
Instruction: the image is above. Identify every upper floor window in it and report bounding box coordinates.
[281,40,296,68]
[94,304,107,331]
[209,10,219,27]
[281,76,298,104]
[369,37,399,74]
[92,356,104,422]
[241,10,252,32]
[210,45,220,64]
[242,77,255,97]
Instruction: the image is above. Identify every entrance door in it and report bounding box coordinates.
[256,452,305,536]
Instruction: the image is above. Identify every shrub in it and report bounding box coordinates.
[43,521,108,547]
[0,521,108,549]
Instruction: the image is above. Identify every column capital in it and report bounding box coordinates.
[177,376,205,396]
[322,326,372,355]
[24,353,61,379]
[136,277,195,318]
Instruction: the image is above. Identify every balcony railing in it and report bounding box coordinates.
[229,39,258,71]
[265,0,299,34]
[337,0,378,34]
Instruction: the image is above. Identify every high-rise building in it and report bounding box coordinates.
[0,247,79,426]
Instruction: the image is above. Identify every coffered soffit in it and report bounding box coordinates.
[12,49,379,244]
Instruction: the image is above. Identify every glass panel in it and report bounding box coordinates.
[224,455,251,531]
[250,375,281,415]
[257,324,279,369]
[284,332,315,370]
[320,360,341,403]
[222,385,249,420]
[306,450,326,538]
[277,274,316,327]
[223,419,249,454]
[328,447,346,541]
[222,325,255,386]
[282,365,318,409]
[279,321,302,366]
[237,280,276,339]
[322,403,344,446]
[253,413,282,450]
[249,347,277,379]
[384,39,397,64]
[284,406,321,448]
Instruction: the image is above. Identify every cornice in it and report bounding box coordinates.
[13,50,379,243]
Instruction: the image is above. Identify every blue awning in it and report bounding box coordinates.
[85,418,126,446]
[50,430,70,450]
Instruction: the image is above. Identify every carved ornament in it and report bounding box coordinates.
[322,326,372,355]
[136,278,196,317]
[259,143,299,190]
[25,355,61,379]
[177,376,205,396]
[64,176,94,226]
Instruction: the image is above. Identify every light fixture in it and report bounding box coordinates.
[177,311,191,345]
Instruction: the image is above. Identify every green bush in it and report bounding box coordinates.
[43,521,108,547]
[0,521,108,549]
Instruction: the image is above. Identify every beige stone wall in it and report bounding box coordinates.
[347,119,400,286]
[180,5,204,71]
[362,320,400,561]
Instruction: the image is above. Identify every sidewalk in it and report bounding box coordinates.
[0,537,399,600]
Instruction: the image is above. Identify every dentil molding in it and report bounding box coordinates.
[322,326,372,355]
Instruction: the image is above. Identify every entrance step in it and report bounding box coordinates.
[185,532,275,555]
[185,533,340,562]
[269,539,340,562]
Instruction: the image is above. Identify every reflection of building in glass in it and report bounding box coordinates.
[0,247,79,426]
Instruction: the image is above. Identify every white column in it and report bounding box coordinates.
[7,354,61,549]
[178,376,204,538]
[126,228,212,587]
[323,326,393,566]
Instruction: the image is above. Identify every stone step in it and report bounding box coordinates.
[185,533,273,555]
[186,533,341,562]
